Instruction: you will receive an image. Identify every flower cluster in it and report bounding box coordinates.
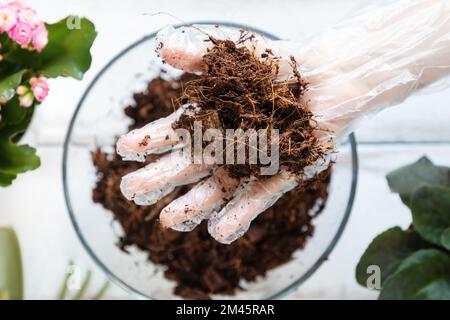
[0,0,48,52]
[0,1,49,107]
[0,1,95,187]
[15,76,49,107]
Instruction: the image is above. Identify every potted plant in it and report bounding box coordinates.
[356,156,450,299]
[0,0,96,186]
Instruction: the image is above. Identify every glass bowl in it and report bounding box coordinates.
[63,22,358,300]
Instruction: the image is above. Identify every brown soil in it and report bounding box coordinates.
[92,74,331,299]
[175,37,329,178]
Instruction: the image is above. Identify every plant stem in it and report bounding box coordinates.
[91,281,110,300]
[56,260,73,300]
[72,270,92,300]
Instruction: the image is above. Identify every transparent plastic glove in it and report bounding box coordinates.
[117,0,450,244]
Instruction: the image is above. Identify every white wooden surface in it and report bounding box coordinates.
[1,0,450,299]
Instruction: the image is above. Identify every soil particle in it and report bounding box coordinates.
[138,135,151,147]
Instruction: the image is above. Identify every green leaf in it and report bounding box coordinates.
[0,227,23,300]
[380,249,450,300]
[356,227,429,288]
[0,101,35,143]
[0,101,40,187]
[39,17,97,79]
[0,172,16,187]
[0,138,40,176]
[441,228,450,251]
[1,97,32,126]
[2,49,36,68]
[411,186,450,247]
[0,71,23,101]
[387,156,450,207]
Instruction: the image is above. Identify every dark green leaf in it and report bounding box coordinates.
[1,33,38,70]
[0,102,35,141]
[411,186,450,247]
[386,156,450,207]
[39,17,97,79]
[441,228,450,251]
[0,102,39,186]
[2,47,39,69]
[1,97,33,126]
[0,139,40,176]
[0,227,23,300]
[0,72,23,101]
[380,249,450,300]
[0,172,16,187]
[356,227,429,288]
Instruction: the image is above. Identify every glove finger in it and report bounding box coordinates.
[159,167,240,231]
[120,150,214,205]
[116,104,200,161]
[156,24,298,81]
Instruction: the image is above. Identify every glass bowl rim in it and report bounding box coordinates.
[62,21,359,300]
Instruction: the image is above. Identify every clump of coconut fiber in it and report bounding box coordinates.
[175,34,329,179]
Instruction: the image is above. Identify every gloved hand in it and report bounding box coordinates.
[117,0,450,244]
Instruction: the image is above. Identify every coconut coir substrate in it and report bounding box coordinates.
[92,74,331,299]
[175,38,328,178]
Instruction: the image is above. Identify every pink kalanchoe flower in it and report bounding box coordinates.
[6,1,27,13]
[3,1,48,51]
[8,20,32,47]
[15,85,27,95]
[18,7,39,28]
[30,76,49,102]
[0,6,17,32]
[19,92,33,108]
[32,22,47,51]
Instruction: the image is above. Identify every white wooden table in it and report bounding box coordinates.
[1,0,449,299]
